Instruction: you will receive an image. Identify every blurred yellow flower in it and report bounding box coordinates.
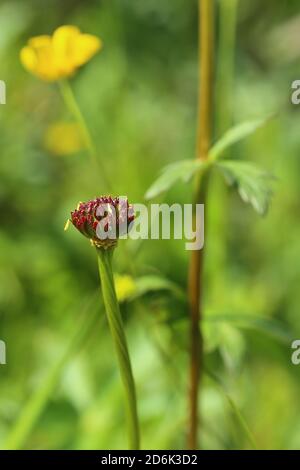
[20,25,102,81]
[114,275,137,303]
[44,121,85,156]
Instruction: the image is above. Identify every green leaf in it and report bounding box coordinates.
[145,159,205,200]
[203,322,246,371]
[225,394,258,450]
[134,275,186,301]
[217,160,275,215]
[209,116,271,161]
[115,274,186,303]
[204,313,292,344]
[205,368,258,450]
[218,324,246,371]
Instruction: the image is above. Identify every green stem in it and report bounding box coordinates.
[96,248,140,450]
[58,79,112,190]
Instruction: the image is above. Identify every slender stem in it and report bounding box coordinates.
[58,79,112,190]
[187,0,214,449]
[96,248,140,450]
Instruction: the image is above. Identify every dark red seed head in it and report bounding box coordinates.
[69,196,134,249]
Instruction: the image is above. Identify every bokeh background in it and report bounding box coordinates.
[0,0,300,450]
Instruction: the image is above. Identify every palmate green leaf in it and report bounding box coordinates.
[209,116,272,161]
[217,160,275,215]
[145,159,205,200]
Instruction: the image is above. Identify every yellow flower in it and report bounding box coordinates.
[114,275,137,303]
[44,121,85,156]
[20,25,102,81]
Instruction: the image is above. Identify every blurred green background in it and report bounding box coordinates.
[0,0,300,450]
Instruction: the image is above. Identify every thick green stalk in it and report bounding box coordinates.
[187,0,214,449]
[96,248,140,450]
[58,80,111,190]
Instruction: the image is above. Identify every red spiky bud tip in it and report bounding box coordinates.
[69,196,135,249]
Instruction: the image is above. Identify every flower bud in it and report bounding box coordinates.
[69,196,134,249]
